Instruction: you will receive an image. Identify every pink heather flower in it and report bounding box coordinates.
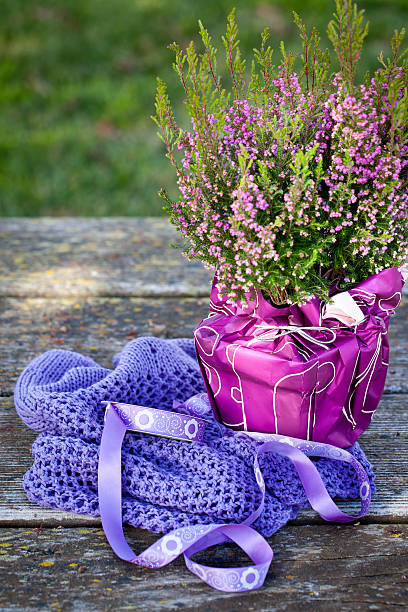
[163,61,408,305]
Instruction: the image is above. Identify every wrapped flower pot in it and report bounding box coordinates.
[194,267,404,447]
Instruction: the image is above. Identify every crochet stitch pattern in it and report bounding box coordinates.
[15,336,375,536]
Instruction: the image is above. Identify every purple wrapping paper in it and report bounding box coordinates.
[194,267,404,448]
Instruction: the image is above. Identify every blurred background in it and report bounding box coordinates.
[1,0,407,217]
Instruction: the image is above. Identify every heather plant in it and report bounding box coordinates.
[152,0,408,306]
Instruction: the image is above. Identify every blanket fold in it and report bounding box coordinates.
[15,336,375,536]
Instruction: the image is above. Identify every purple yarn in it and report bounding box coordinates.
[14,337,376,536]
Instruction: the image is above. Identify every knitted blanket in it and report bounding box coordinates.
[14,336,375,537]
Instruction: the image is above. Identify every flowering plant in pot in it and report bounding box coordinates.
[152,0,407,447]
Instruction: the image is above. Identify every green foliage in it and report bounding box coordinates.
[293,12,331,96]
[1,0,408,216]
[221,7,247,99]
[327,0,370,89]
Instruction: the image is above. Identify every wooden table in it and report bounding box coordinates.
[1,218,407,610]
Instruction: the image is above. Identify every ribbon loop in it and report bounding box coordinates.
[98,400,372,592]
[251,437,370,522]
[98,403,274,592]
[248,324,338,351]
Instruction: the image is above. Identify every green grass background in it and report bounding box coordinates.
[1,0,407,216]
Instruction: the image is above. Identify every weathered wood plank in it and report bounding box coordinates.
[1,297,407,396]
[0,525,407,610]
[1,392,407,525]
[0,411,99,526]
[0,296,209,395]
[0,218,212,297]
[1,218,406,299]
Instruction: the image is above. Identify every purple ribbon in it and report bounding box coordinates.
[98,398,371,592]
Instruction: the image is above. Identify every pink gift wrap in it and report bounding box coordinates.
[194,267,404,448]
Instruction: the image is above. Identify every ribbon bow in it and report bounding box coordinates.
[245,291,365,352]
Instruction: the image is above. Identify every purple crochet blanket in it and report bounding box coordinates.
[14,336,375,537]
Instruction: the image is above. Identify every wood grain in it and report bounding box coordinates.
[1,218,406,299]
[0,525,407,610]
[0,218,212,297]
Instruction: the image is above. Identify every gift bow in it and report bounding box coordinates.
[322,291,365,327]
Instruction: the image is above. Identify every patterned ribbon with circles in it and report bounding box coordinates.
[98,397,372,592]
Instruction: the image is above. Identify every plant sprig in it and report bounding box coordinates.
[327,0,369,90]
